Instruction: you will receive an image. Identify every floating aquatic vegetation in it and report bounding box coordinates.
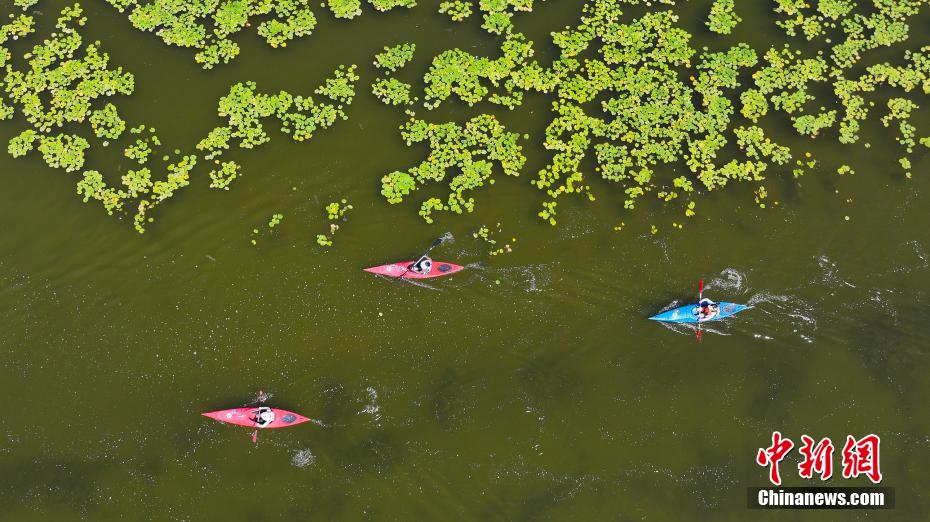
[1,13,35,43]
[707,0,740,35]
[77,170,125,215]
[315,65,360,105]
[531,13,776,223]
[209,161,241,190]
[106,0,318,68]
[122,167,153,198]
[473,223,513,255]
[881,97,919,178]
[749,46,831,120]
[37,134,90,173]
[372,77,413,106]
[754,186,768,208]
[0,97,13,120]
[7,130,37,157]
[150,155,196,203]
[831,45,930,145]
[3,5,133,138]
[248,214,285,245]
[769,0,922,69]
[197,127,232,160]
[733,126,791,166]
[439,1,472,21]
[326,199,352,220]
[5,0,930,239]
[71,153,196,230]
[327,0,362,19]
[791,152,818,179]
[422,33,534,109]
[197,65,359,184]
[0,4,186,230]
[383,114,524,222]
[404,0,928,228]
[0,4,364,233]
[317,199,352,246]
[124,127,160,165]
[374,43,415,72]
[793,111,836,138]
[437,0,536,35]
[89,104,126,140]
[328,0,416,19]
[372,0,926,230]
[772,0,830,41]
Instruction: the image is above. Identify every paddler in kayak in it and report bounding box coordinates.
[252,407,275,427]
[409,256,433,275]
[695,298,719,322]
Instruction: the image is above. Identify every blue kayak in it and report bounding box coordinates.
[649,302,748,323]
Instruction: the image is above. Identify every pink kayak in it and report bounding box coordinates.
[364,261,464,279]
[202,408,311,429]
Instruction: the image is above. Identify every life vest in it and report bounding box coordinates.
[255,408,275,426]
[417,258,433,274]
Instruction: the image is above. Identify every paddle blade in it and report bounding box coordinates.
[431,238,443,248]
[252,430,258,443]
[699,279,704,298]
[696,326,703,343]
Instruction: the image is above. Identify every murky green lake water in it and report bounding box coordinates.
[1,1,929,520]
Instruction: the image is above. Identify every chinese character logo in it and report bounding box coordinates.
[756,432,882,485]
[798,435,834,480]
[842,434,882,484]
[756,431,795,486]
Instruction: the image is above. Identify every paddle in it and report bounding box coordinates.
[398,237,444,279]
[696,279,704,343]
[251,389,263,443]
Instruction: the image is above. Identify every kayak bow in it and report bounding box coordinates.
[649,302,748,323]
[364,261,464,279]
[202,408,311,429]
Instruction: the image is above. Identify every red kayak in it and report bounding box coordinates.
[364,261,464,279]
[202,408,311,429]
